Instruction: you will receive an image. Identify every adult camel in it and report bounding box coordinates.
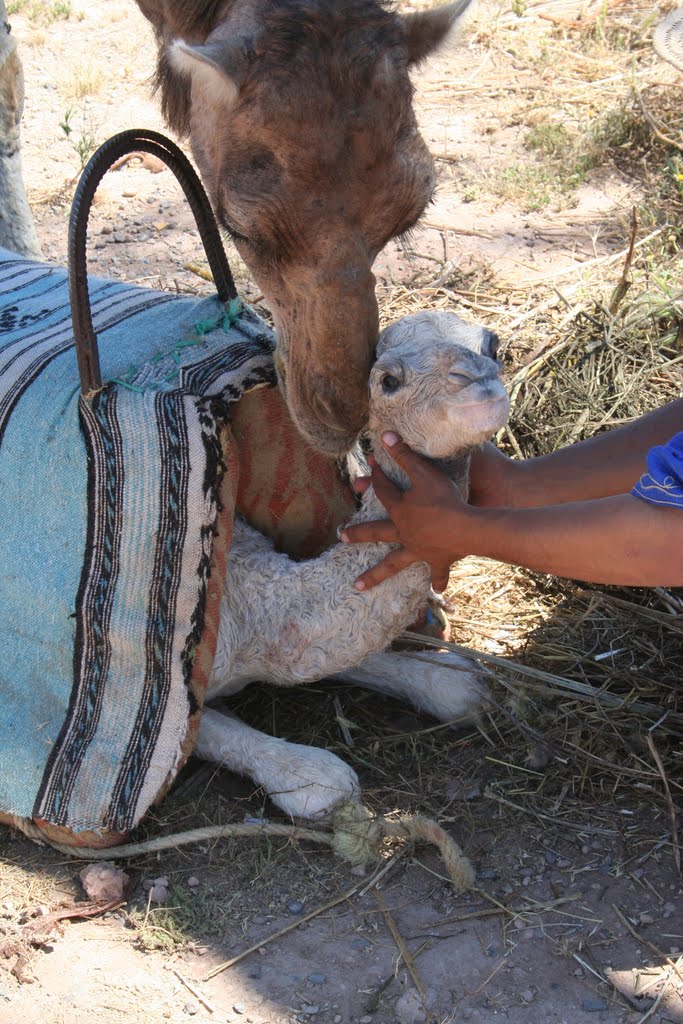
[133,0,476,453]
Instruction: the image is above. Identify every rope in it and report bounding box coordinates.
[10,803,475,892]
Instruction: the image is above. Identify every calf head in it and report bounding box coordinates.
[369,310,510,457]
[139,0,476,453]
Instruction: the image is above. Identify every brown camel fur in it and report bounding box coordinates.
[133,0,476,453]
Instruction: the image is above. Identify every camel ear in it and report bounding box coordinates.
[402,0,476,66]
[168,38,251,109]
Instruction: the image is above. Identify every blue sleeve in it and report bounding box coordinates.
[631,430,683,508]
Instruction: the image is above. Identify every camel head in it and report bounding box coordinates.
[136,0,476,454]
[368,310,509,467]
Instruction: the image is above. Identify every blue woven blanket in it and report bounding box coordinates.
[0,247,275,844]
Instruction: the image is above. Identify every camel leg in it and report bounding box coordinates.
[328,649,489,723]
[194,707,359,820]
[0,5,41,259]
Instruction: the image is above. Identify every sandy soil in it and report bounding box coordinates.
[1,2,681,1023]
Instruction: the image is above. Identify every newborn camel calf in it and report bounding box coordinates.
[196,311,510,819]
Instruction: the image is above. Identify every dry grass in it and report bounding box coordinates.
[1,0,681,963]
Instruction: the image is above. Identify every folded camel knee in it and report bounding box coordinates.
[195,707,360,820]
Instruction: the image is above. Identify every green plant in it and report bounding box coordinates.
[8,0,71,22]
[524,122,570,158]
[59,107,99,171]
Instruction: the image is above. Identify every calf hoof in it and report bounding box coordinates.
[258,745,360,821]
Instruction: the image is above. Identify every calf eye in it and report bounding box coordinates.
[381,374,401,393]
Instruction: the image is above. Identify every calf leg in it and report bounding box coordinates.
[329,649,488,723]
[195,707,359,820]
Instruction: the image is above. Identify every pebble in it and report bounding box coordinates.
[187,876,200,888]
[638,912,654,925]
[233,1005,245,1015]
[521,989,535,1003]
[582,998,608,1012]
[149,884,169,904]
[287,900,304,915]
[545,852,557,865]
[308,973,326,985]
[395,988,427,1024]
[300,1006,319,1016]
[183,1001,199,1015]
[360,1017,373,1023]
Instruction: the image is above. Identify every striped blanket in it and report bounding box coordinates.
[0,246,277,847]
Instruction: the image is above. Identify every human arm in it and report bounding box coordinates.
[468,397,683,508]
[341,432,683,591]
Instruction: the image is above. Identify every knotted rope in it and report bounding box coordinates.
[9,800,475,892]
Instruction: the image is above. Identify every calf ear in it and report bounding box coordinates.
[168,38,251,109]
[402,0,476,66]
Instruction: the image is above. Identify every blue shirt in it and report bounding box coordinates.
[631,431,683,509]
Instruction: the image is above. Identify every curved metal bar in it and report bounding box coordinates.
[68,128,237,394]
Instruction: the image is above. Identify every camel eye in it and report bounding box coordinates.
[381,373,402,393]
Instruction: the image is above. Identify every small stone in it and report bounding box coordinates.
[360,1017,373,1023]
[287,900,304,915]
[350,865,366,877]
[79,862,128,903]
[395,988,427,1024]
[638,912,654,925]
[183,1001,199,1016]
[545,852,557,865]
[334,1017,342,1024]
[308,973,326,985]
[100,224,113,234]
[300,1006,319,1016]
[187,877,200,888]
[582,998,608,1012]
[149,884,169,904]
[478,867,497,879]
[233,1005,245,1015]
[521,989,535,1003]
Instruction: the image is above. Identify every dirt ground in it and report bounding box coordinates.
[1,1,682,1023]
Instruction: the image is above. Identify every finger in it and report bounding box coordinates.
[369,462,404,510]
[353,547,419,591]
[340,520,401,545]
[352,475,371,495]
[380,432,441,486]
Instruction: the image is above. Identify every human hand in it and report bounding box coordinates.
[340,432,472,591]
